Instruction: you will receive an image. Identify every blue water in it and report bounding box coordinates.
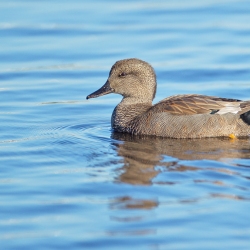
[1,0,250,249]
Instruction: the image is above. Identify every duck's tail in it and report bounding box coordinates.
[240,101,250,125]
[241,111,250,125]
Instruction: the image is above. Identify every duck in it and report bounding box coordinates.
[86,58,250,138]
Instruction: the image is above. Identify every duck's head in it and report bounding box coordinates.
[86,58,157,103]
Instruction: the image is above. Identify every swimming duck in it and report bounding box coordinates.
[86,58,250,138]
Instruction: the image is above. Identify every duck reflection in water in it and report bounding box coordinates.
[111,132,250,186]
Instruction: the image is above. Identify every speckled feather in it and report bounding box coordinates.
[87,58,250,138]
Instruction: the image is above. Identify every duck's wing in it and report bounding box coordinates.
[152,94,243,115]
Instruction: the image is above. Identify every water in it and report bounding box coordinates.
[1,0,250,249]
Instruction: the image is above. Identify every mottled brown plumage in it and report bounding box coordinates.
[86,58,250,138]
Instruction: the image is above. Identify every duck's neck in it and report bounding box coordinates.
[111,97,152,132]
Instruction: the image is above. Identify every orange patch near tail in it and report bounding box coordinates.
[228,133,236,139]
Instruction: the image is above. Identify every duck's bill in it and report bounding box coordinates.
[86,81,114,99]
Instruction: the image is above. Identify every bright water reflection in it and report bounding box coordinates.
[1,0,250,249]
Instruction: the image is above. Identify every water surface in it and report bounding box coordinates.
[1,0,250,249]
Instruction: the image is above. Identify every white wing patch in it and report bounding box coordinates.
[217,103,241,114]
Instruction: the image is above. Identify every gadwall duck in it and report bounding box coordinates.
[86,58,250,138]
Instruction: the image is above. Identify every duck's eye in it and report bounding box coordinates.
[119,72,126,77]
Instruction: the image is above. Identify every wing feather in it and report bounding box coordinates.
[152,94,243,115]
